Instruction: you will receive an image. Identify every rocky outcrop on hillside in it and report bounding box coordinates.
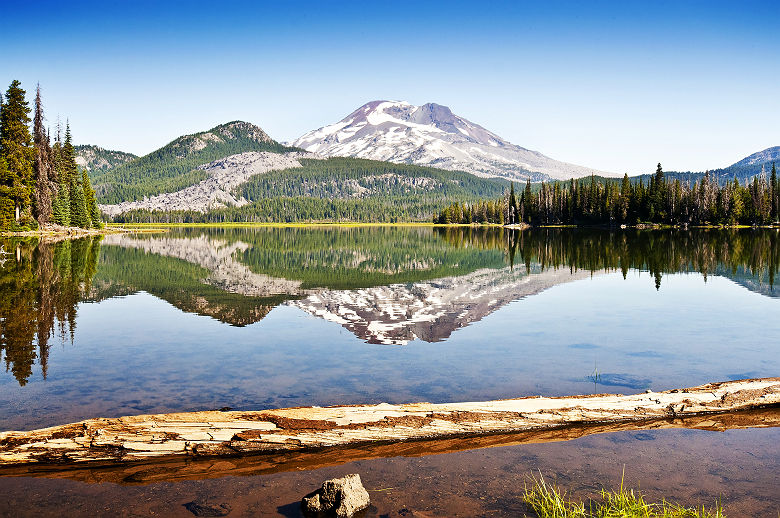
[100,151,317,216]
[168,121,275,157]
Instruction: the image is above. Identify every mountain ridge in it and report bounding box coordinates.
[730,146,780,169]
[642,145,779,185]
[75,145,138,173]
[90,121,297,204]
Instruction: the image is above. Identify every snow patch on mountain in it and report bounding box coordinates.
[293,101,614,181]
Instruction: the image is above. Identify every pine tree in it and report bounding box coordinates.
[771,162,778,222]
[51,124,70,226]
[0,80,35,229]
[51,177,70,226]
[508,182,517,224]
[82,170,101,227]
[33,84,53,224]
[523,180,533,223]
[63,123,89,228]
[69,173,88,228]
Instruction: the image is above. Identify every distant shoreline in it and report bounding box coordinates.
[105,221,775,230]
[4,221,775,237]
[0,224,160,239]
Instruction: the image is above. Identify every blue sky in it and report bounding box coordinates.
[1,0,778,174]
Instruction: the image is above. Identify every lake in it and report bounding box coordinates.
[1,226,778,516]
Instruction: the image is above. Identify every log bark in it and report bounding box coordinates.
[1,377,778,481]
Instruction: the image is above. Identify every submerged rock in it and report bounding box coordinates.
[301,473,370,518]
[183,500,232,517]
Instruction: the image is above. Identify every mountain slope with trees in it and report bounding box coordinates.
[90,121,298,204]
[75,145,137,173]
[638,146,780,186]
[111,156,510,223]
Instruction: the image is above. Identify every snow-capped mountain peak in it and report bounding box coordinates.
[293,100,613,181]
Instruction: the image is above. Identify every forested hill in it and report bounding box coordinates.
[90,121,298,204]
[111,156,510,223]
[75,145,138,173]
[637,146,780,185]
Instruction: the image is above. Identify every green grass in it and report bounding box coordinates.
[523,474,724,518]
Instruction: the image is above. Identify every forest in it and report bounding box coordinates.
[110,157,509,223]
[436,163,780,227]
[0,80,101,231]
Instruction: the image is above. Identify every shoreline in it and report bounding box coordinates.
[102,221,778,230]
[0,224,163,239]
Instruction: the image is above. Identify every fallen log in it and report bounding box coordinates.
[1,377,778,480]
[3,406,778,485]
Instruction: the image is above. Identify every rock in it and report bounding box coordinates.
[183,500,232,517]
[301,473,370,518]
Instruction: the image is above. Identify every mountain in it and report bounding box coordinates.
[730,146,780,168]
[90,121,297,204]
[75,145,138,173]
[648,146,780,185]
[293,100,612,181]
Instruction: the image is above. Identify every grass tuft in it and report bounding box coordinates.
[523,473,724,518]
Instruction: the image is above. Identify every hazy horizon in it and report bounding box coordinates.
[1,0,778,174]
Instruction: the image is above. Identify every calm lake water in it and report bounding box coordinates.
[1,226,779,516]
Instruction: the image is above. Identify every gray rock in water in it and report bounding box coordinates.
[301,473,370,518]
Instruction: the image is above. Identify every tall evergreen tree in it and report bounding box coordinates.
[33,84,53,224]
[82,169,101,227]
[63,123,90,228]
[508,182,517,224]
[771,162,778,222]
[523,180,533,223]
[69,172,88,228]
[0,80,35,229]
[51,123,70,226]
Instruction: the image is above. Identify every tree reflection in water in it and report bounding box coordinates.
[0,237,100,385]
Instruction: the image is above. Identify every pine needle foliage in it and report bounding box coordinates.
[82,170,101,227]
[0,80,35,229]
[32,84,54,224]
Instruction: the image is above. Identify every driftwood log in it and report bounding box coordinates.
[1,378,778,483]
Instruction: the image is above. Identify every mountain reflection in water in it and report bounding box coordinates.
[1,227,779,386]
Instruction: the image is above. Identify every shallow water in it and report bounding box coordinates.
[1,226,778,515]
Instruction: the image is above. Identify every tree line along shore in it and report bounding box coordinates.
[437,163,780,227]
[0,81,101,232]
